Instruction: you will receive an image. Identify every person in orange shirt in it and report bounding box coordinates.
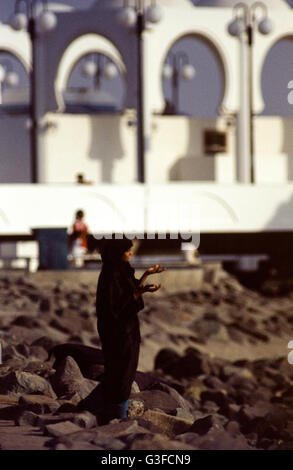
[70,210,88,265]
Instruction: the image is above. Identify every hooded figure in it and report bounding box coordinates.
[96,238,144,423]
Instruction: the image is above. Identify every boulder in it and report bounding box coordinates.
[72,411,97,429]
[50,356,97,400]
[131,390,181,413]
[130,433,196,450]
[0,371,56,398]
[18,394,59,414]
[142,409,194,438]
[44,420,82,437]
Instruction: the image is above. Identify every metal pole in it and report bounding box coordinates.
[247,23,254,183]
[28,16,38,183]
[172,55,179,114]
[136,10,145,183]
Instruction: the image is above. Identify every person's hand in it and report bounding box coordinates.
[146,264,166,275]
[134,283,162,300]
[143,283,162,293]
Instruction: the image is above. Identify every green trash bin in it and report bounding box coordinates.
[35,228,68,270]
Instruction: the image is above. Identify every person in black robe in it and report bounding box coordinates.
[96,238,165,424]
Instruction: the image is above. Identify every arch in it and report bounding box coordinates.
[0,25,30,71]
[160,30,229,116]
[260,34,293,116]
[0,48,29,74]
[55,33,127,112]
[198,190,239,224]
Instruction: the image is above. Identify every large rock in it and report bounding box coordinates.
[176,427,253,450]
[0,371,56,398]
[130,433,196,450]
[148,381,194,413]
[50,356,97,400]
[142,409,194,438]
[131,390,181,414]
[44,420,82,437]
[18,394,59,414]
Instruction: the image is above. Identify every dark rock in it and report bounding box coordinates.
[176,348,210,379]
[188,414,224,436]
[49,343,104,375]
[15,410,39,426]
[12,316,40,329]
[154,348,181,375]
[39,298,51,312]
[225,420,241,434]
[31,336,57,353]
[200,390,231,409]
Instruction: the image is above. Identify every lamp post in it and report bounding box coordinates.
[81,53,118,90]
[117,0,163,183]
[9,0,57,183]
[228,2,273,184]
[162,51,196,115]
[0,59,19,105]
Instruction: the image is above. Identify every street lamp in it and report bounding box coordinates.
[9,0,57,183]
[228,2,273,183]
[117,0,163,183]
[162,51,196,115]
[81,53,119,90]
[0,59,19,105]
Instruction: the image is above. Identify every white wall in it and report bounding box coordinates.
[0,112,291,184]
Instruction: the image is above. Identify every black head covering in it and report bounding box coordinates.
[99,238,133,265]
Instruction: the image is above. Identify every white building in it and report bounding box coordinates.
[0,0,293,270]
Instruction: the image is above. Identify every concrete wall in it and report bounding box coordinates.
[0,112,290,184]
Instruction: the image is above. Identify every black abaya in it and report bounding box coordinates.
[96,258,144,404]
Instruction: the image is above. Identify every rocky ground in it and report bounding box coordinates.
[0,266,293,450]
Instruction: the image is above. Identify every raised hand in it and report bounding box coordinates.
[146,264,166,275]
[144,283,162,293]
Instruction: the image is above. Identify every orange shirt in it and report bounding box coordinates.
[73,220,88,249]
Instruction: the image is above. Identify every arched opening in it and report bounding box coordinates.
[0,50,29,112]
[0,51,30,182]
[260,37,293,181]
[64,51,125,114]
[261,37,293,117]
[55,33,127,113]
[161,34,225,117]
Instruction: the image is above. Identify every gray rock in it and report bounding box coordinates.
[15,410,39,426]
[0,371,56,398]
[91,433,126,450]
[72,411,97,429]
[130,432,196,450]
[97,419,139,438]
[44,420,82,437]
[18,394,59,414]
[131,390,180,413]
[149,381,194,413]
[143,409,194,438]
[50,356,97,400]
[172,408,195,421]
